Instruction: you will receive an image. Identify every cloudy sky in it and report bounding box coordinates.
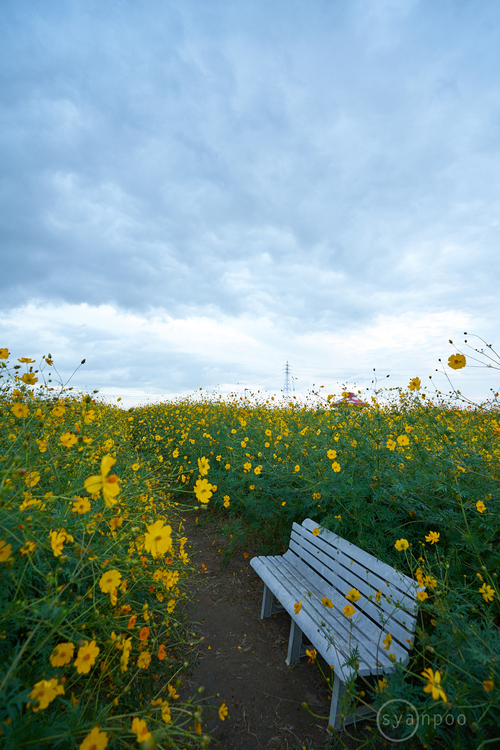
[2,0,500,406]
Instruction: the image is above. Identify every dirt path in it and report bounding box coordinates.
[180,514,335,750]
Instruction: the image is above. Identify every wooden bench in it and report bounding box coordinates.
[250,518,420,731]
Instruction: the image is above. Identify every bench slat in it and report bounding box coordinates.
[299,521,418,599]
[286,538,418,641]
[291,523,419,627]
[283,546,416,656]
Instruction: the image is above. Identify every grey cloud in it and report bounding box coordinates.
[1,0,500,341]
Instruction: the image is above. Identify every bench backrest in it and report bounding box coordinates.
[284,519,419,669]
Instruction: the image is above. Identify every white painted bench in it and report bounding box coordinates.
[250,518,420,731]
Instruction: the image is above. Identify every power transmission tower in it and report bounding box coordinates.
[283,362,292,398]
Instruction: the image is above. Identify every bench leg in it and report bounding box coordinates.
[329,672,347,731]
[286,618,304,665]
[328,672,376,732]
[260,584,285,619]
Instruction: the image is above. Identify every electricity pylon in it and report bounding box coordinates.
[283,362,292,398]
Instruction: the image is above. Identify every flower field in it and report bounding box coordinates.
[0,352,218,749]
[1,346,499,748]
[132,379,500,747]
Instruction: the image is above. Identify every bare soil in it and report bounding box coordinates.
[179,513,345,750]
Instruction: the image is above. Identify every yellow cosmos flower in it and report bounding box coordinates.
[425,531,440,545]
[84,454,120,508]
[254,465,263,475]
[11,403,29,418]
[28,678,64,712]
[120,638,132,672]
[162,704,172,723]
[137,651,151,669]
[397,434,410,447]
[0,348,9,359]
[386,439,396,451]
[20,540,36,556]
[223,495,230,508]
[21,372,38,385]
[144,520,172,558]
[131,462,140,471]
[50,529,74,557]
[131,717,152,743]
[394,539,409,551]
[479,584,495,602]
[194,477,214,504]
[331,461,341,472]
[218,701,229,721]
[343,604,356,618]
[476,500,486,513]
[0,541,13,561]
[448,353,466,369]
[382,633,392,651]
[80,727,108,750]
[74,640,100,674]
[60,432,78,448]
[322,597,333,608]
[25,471,40,488]
[99,569,122,594]
[50,642,75,667]
[377,678,388,693]
[421,668,447,702]
[51,405,66,418]
[327,449,337,459]
[198,456,210,476]
[167,684,179,700]
[109,516,123,531]
[306,648,317,663]
[346,588,361,602]
[408,377,421,391]
[483,680,494,692]
[294,601,302,614]
[417,590,429,601]
[72,496,91,514]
